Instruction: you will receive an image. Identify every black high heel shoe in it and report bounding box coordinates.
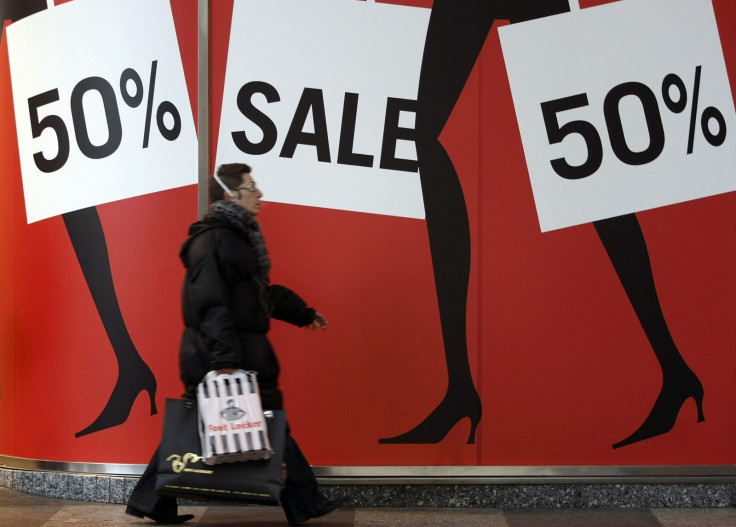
[379,388,482,444]
[613,369,704,449]
[76,359,157,437]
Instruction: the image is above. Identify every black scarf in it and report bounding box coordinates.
[206,200,271,281]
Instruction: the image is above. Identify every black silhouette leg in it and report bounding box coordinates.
[380,0,571,444]
[594,215,704,448]
[0,0,47,28]
[63,207,157,437]
[378,0,488,445]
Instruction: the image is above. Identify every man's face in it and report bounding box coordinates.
[230,172,263,215]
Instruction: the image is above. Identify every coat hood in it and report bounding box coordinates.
[179,218,235,269]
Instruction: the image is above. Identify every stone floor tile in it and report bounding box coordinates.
[353,508,508,526]
[2,505,64,527]
[45,503,133,526]
[503,508,660,527]
[651,507,736,527]
[0,487,64,507]
[197,504,285,525]
[197,504,354,526]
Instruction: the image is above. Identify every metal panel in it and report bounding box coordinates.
[197,0,209,218]
[1,455,734,483]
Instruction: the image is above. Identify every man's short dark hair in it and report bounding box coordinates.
[210,163,252,202]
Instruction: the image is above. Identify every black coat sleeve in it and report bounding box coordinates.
[184,231,241,371]
[269,284,316,327]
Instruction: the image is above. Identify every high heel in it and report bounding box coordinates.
[62,207,159,437]
[379,388,482,444]
[613,369,704,449]
[76,360,158,437]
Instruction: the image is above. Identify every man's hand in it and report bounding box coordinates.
[309,311,328,330]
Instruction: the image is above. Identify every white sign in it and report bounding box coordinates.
[500,0,736,231]
[216,0,429,219]
[8,0,197,224]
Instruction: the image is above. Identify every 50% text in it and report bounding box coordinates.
[541,66,727,180]
[27,60,181,173]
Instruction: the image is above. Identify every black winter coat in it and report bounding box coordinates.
[178,215,316,409]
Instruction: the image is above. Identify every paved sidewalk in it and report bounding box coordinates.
[3,487,736,526]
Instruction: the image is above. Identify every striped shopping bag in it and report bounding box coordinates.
[197,370,272,465]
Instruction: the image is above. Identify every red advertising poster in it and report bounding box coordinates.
[0,0,199,463]
[0,0,734,470]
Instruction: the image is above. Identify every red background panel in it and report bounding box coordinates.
[0,0,734,467]
[261,0,736,466]
[0,0,199,463]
